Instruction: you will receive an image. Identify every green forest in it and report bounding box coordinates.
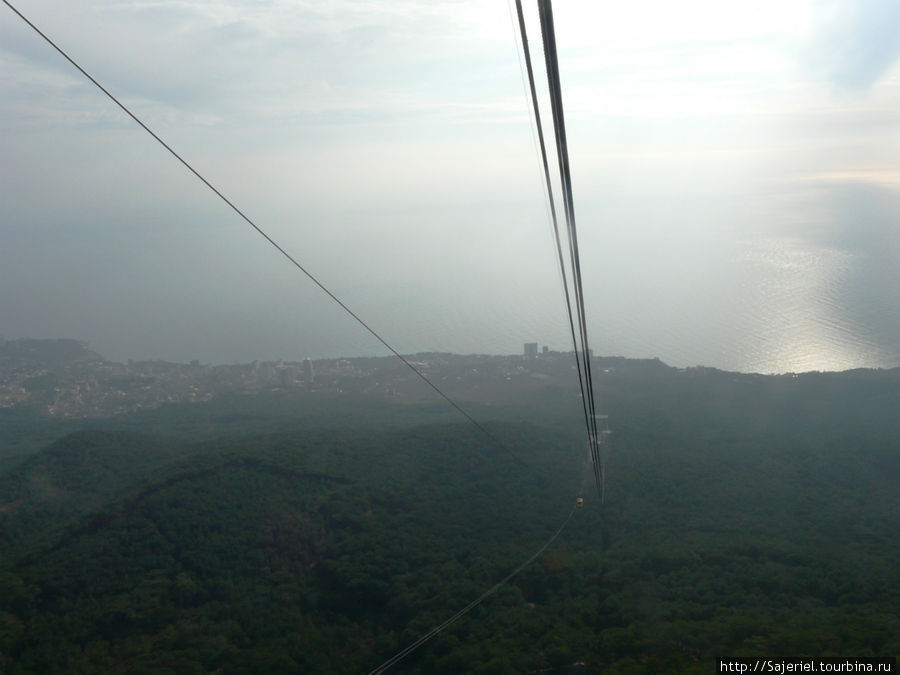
[1,364,898,673]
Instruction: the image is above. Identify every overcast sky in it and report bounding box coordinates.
[1,0,898,371]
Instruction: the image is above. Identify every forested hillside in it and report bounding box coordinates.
[1,365,897,673]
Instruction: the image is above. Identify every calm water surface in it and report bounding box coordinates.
[722,236,897,373]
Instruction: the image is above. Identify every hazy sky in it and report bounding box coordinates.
[2,0,898,371]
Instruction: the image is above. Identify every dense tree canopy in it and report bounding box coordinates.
[1,365,897,672]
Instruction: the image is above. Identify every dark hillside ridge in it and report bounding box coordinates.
[0,430,182,550]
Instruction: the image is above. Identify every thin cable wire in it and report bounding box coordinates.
[505,0,549,219]
[536,0,603,497]
[369,505,577,674]
[3,0,526,467]
[505,0,565,286]
[539,0,602,490]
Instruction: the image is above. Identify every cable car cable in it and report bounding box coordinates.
[512,0,602,493]
[511,0,594,453]
[535,0,604,498]
[369,504,577,674]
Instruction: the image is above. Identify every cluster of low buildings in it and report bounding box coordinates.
[0,338,574,419]
[0,352,319,418]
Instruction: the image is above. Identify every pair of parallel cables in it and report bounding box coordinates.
[514,0,605,501]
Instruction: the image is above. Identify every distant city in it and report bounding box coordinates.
[0,338,586,419]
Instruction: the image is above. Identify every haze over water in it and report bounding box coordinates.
[1,2,898,375]
[599,231,899,374]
